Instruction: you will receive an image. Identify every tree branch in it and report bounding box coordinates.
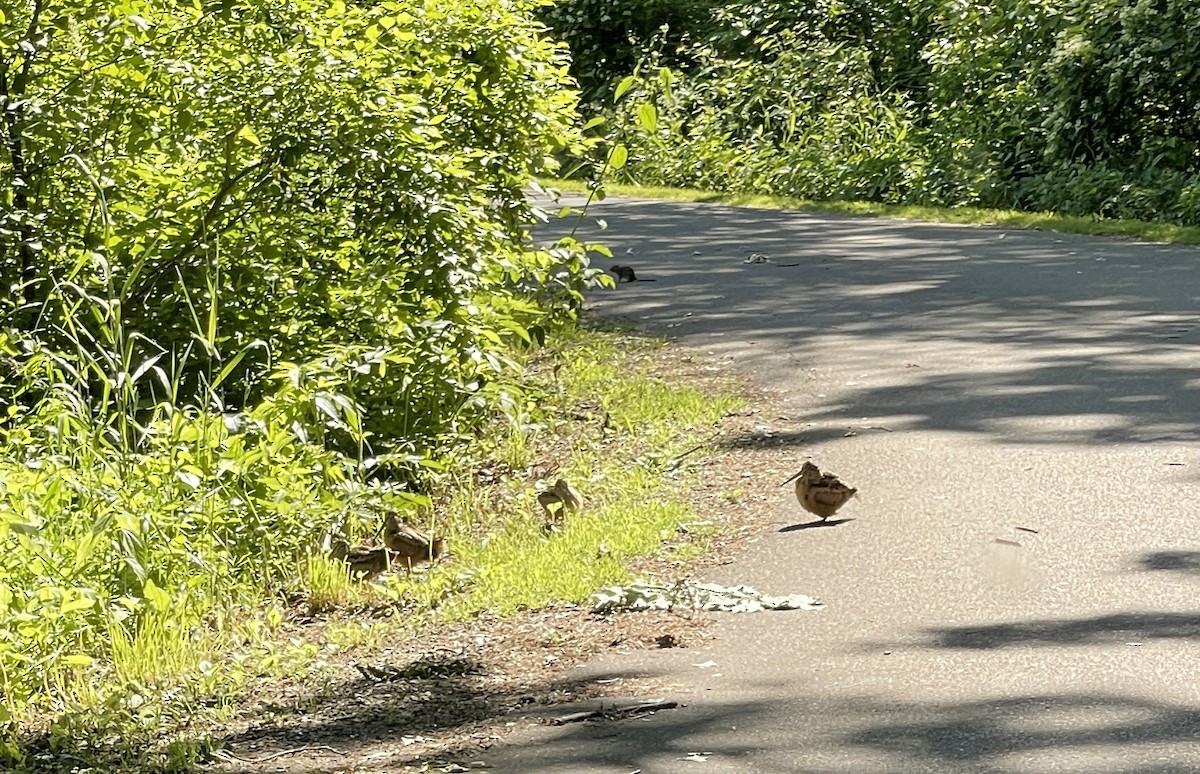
[2,1,46,310]
[128,158,273,301]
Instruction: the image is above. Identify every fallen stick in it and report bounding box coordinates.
[618,700,679,715]
[550,709,603,725]
[549,700,680,726]
[216,745,348,764]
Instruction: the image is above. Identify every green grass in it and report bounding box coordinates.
[544,178,1200,245]
[370,325,743,619]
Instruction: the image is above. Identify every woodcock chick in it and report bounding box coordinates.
[781,461,858,522]
[382,514,446,573]
[330,540,393,581]
[537,478,583,527]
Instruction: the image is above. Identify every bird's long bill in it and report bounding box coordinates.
[779,470,802,487]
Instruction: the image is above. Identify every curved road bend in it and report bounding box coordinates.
[489,194,1200,773]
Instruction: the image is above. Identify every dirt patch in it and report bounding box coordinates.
[212,606,711,773]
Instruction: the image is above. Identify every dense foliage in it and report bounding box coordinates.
[0,0,592,759]
[547,0,1200,223]
[538,0,711,101]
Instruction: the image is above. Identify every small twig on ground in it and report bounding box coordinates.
[549,700,680,725]
[618,700,678,715]
[217,745,348,764]
[667,432,723,470]
[551,709,604,725]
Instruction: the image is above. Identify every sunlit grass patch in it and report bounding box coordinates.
[444,488,693,618]
[304,553,383,614]
[440,329,737,610]
[381,325,741,618]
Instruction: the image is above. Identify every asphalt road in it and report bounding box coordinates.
[487,194,1200,773]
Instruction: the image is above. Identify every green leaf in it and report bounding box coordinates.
[176,470,202,489]
[237,125,261,146]
[614,75,637,102]
[60,595,95,615]
[72,532,100,576]
[637,104,658,133]
[142,578,171,614]
[583,116,606,130]
[315,394,340,422]
[497,318,531,344]
[607,144,628,170]
[211,340,268,391]
[61,654,94,667]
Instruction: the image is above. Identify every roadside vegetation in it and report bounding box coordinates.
[0,0,737,768]
[545,0,1200,229]
[7,318,740,771]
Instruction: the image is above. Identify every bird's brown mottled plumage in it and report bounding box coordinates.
[330,540,393,580]
[537,478,583,526]
[382,514,446,573]
[781,461,857,521]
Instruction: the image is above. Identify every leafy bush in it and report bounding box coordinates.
[2,0,587,440]
[605,34,926,202]
[919,0,1063,206]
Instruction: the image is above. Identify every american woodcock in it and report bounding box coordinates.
[537,478,583,526]
[382,514,446,573]
[330,540,393,580]
[781,461,857,521]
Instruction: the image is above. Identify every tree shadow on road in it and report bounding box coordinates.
[1138,550,1200,574]
[924,611,1200,649]
[716,428,810,451]
[199,661,669,773]
[568,199,1200,448]
[462,690,1200,773]
[438,698,767,774]
[844,693,1200,773]
[717,425,874,450]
